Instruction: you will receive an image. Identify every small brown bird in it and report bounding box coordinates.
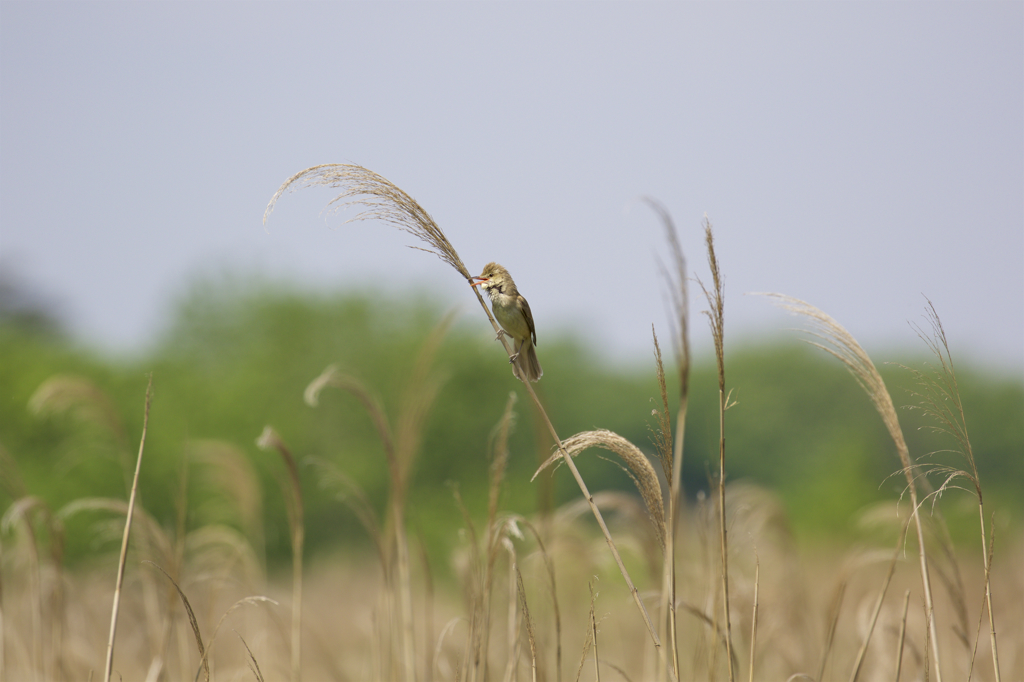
[471,262,543,382]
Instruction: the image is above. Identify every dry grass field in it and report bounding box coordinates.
[2,488,1019,681]
[1,165,1018,681]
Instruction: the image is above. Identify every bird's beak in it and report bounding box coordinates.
[470,277,487,287]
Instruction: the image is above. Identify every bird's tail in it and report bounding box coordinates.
[519,342,543,382]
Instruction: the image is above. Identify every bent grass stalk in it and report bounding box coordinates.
[255,427,304,682]
[265,163,665,660]
[143,561,210,682]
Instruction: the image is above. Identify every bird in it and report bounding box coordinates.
[471,262,543,382]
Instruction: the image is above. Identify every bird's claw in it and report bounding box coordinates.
[494,329,508,342]
[508,352,520,364]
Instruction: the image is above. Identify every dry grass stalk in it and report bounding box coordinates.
[59,498,175,575]
[196,595,279,674]
[590,583,600,682]
[502,539,519,682]
[509,561,536,679]
[515,563,539,682]
[143,561,209,682]
[817,580,847,681]
[906,299,1000,682]
[481,394,518,681]
[189,440,266,570]
[303,314,452,682]
[238,632,266,682]
[677,600,739,675]
[0,440,28,500]
[748,559,758,682]
[640,198,691,392]
[394,315,454,682]
[697,219,735,682]
[649,329,674,487]
[762,293,943,681]
[433,617,464,681]
[970,520,997,682]
[268,163,665,660]
[1,496,65,680]
[651,329,680,682]
[255,426,304,682]
[894,590,911,682]
[502,515,561,682]
[309,459,386,568]
[415,534,436,682]
[642,198,691,682]
[450,483,485,682]
[488,394,517,546]
[848,521,909,682]
[28,375,128,448]
[29,375,132,495]
[103,374,152,682]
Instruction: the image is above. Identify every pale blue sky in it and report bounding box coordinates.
[2,2,1021,371]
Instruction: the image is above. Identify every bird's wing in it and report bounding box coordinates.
[518,294,537,346]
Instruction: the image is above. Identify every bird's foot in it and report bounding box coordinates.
[494,329,508,342]
[508,352,520,364]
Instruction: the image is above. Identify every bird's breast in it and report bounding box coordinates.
[492,294,530,340]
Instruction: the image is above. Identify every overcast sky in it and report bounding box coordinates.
[2,2,1021,374]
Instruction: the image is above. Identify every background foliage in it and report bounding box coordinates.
[2,276,1021,569]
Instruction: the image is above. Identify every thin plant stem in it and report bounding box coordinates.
[590,581,600,682]
[894,590,911,682]
[849,522,909,682]
[817,580,847,682]
[103,374,153,682]
[748,559,758,682]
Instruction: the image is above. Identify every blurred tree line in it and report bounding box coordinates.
[1,275,1021,568]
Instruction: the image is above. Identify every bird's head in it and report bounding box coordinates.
[471,262,511,292]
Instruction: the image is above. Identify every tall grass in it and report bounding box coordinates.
[0,165,1015,680]
[762,293,946,680]
[266,164,665,661]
